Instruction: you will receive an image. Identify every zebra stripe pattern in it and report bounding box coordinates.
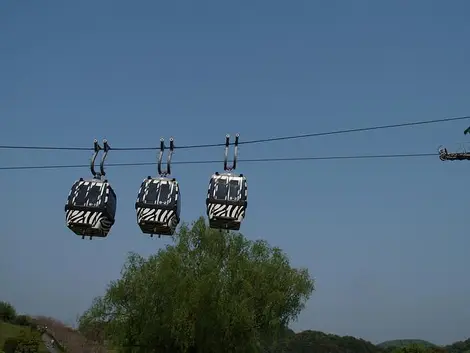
[65,179,116,238]
[207,203,246,230]
[66,210,113,236]
[207,203,245,221]
[206,173,247,230]
[136,207,179,235]
[135,178,180,236]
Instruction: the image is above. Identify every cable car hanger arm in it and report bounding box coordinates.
[157,137,174,177]
[90,139,102,178]
[224,134,239,172]
[90,139,111,179]
[100,139,110,177]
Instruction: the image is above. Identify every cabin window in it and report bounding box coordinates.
[228,180,240,201]
[213,179,228,200]
[85,184,103,207]
[142,182,159,204]
[72,183,102,207]
[157,183,174,206]
[72,184,88,206]
[141,181,175,206]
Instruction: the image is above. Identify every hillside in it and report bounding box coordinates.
[25,317,470,353]
[271,330,382,353]
[6,315,470,353]
[445,338,470,353]
[0,321,49,353]
[31,321,384,353]
[33,316,108,353]
[3,300,470,353]
[378,340,437,349]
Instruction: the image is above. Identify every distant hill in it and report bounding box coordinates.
[445,338,470,353]
[378,339,437,349]
[272,330,381,353]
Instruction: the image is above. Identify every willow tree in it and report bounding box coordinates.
[79,217,314,353]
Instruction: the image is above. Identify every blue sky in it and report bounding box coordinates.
[1,0,470,345]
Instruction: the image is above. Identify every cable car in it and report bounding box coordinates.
[206,134,248,230]
[135,138,181,237]
[65,140,117,240]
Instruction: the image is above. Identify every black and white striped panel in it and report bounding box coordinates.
[65,210,112,235]
[207,203,245,222]
[136,207,177,225]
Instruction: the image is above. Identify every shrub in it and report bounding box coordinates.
[2,337,19,353]
[0,302,16,323]
[2,330,40,353]
[14,330,40,353]
[13,315,32,327]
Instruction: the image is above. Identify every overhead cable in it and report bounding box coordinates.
[0,116,467,151]
[0,152,437,171]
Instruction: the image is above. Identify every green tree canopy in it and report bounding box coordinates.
[13,315,33,328]
[0,302,16,323]
[79,217,315,353]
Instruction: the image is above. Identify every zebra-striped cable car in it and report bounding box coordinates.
[135,138,181,237]
[65,139,117,240]
[206,134,247,230]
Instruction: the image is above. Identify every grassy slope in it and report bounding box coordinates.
[378,339,437,349]
[0,321,49,353]
[33,316,111,353]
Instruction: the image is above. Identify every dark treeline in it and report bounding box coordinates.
[266,330,470,353]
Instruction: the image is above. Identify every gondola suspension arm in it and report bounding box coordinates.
[90,139,111,180]
[157,137,175,177]
[90,139,101,178]
[224,134,239,172]
[100,139,110,177]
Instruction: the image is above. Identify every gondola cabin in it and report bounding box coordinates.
[135,177,181,236]
[206,172,247,230]
[65,178,117,239]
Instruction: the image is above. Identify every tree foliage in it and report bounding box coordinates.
[13,330,40,353]
[0,302,16,323]
[446,339,470,353]
[79,217,315,353]
[270,330,381,353]
[389,344,448,353]
[2,337,19,353]
[2,330,40,353]
[13,316,33,329]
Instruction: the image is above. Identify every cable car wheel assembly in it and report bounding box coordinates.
[64,134,248,239]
